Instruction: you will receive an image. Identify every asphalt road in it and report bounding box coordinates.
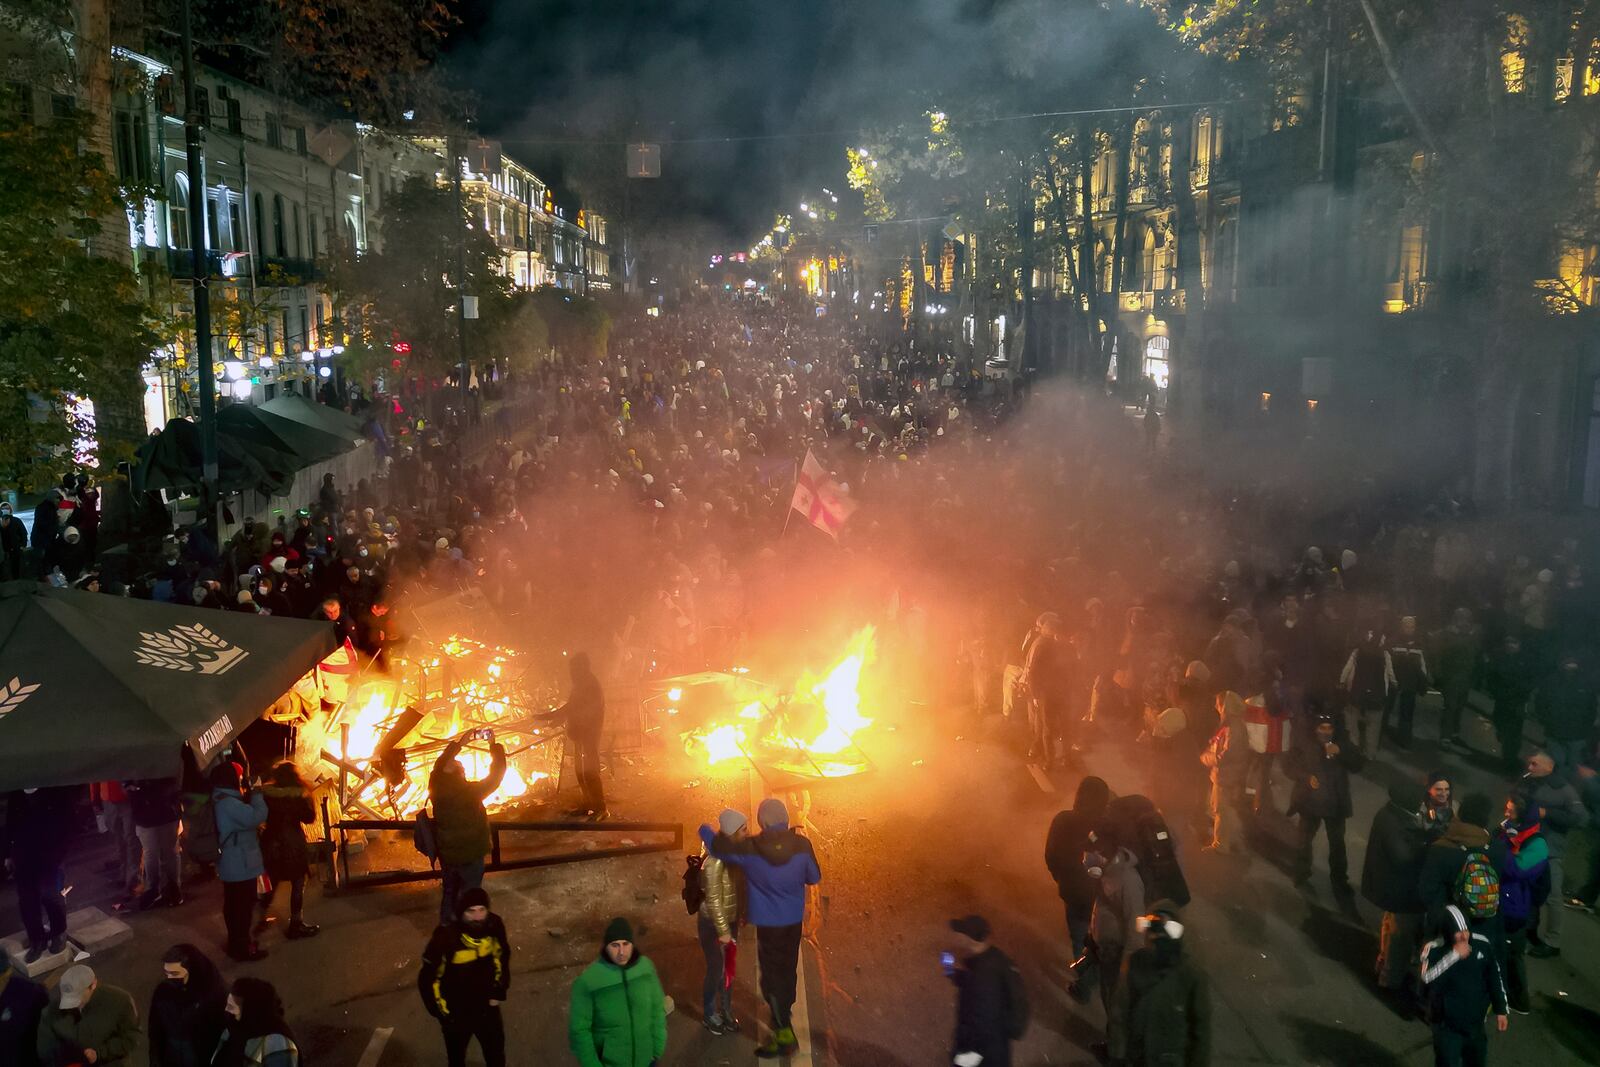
[9,690,1600,1066]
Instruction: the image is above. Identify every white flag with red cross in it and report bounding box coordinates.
[790,450,856,540]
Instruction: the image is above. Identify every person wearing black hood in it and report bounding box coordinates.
[557,651,609,819]
[3,787,72,963]
[1107,902,1210,1067]
[1361,777,1428,1007]
[211,977,300,1067]
[1045,775,1111,1000]
[149,943,227,1067]
[568,917,666,1067]
[418,886,510,1067]
[946,914,1024,1067]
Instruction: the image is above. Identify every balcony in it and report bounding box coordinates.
[259,256,321,283]
[166,248,238,280]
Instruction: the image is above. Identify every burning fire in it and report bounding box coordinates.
[311,634,557,817]
[683,627,876,777]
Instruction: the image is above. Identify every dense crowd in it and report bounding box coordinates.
[3,295,1598,1066]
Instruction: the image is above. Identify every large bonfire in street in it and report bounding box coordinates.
[677,626,877,780]
[302,633,562,818]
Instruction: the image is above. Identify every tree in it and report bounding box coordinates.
[0,95,173,491]
[326,175,510,381]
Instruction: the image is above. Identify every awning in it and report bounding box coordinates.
[131,418,297,498]
[0,582,337,789]
[259,395,368,442]
[218,403,350,464]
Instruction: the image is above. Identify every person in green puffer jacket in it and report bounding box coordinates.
[568,917,667,1067]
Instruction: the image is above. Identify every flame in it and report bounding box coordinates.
[683,627,875,776]
[317,633,558,816]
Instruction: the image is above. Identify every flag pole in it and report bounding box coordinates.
[780,455,800,537]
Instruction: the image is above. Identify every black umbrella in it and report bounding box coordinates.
[0,582,336,789]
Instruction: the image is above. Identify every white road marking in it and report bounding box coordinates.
[355,1026,393,1067]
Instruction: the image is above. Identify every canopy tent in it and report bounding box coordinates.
[260,394,367,443]
[0,582,337,790]
[131,417,296,498]
[217,403,350,465]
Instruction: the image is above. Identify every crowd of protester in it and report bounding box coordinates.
[3,293,1598,1064]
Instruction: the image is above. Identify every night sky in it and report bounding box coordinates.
[440,1,1063,245]
[444,0,838,244]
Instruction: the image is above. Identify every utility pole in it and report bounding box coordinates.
[449,135,471,422]
[179,0,217,539]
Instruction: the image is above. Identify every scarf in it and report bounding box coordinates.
[1503,820,1541,855]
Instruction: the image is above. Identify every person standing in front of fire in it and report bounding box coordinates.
[557,652,609,820]
[428,731,507,924]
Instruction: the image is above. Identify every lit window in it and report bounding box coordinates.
[1502,15,1531,94]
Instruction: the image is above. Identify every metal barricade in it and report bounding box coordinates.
[321,798,682,891]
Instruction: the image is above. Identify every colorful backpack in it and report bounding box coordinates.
[1454,848,1500,920]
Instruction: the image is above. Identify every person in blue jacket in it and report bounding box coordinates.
[699,797,821,1058]
[211,763,269,963]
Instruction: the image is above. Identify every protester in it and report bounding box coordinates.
[1085,820,1146,1034]
[1489,794,1549,1016]
[1200,692,1249,853]
[212,977,301,1067]
[1286,714,1363,891]
[1361,778,1428,1011]
[125,776,185,910]
[210,763,269,963]
[557,652,608,819]
[1419,905,1509,1067]
[0,955,47,1067]
[256,762,319,941]
[1434,608,1482,753]
[1383,615,1429,749]
[427,730,507,923]
[3,787,72,963]
[418,886,510,1067]
[149,944,228,1067]
[1423,770,1455,842]
[92,780,142,908]
[1483,636,1534,774]
[568,917,667,1067]
[1044,775,1111,998]
[1107,903,1210,1067]
[0,502,27,580]
[1534,653,1597,775]
[1515,752,1588,959]
[697,808,747,1036]
[1564,760,1600,913]
[1023,614,1074,767]
[700,797,822,1058]
[36,964,140,1067]
[946,914,1025,1067]
[1419,792,1496,930]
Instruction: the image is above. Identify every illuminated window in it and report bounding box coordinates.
[1502,15,1531,94]
[168,174,189,249]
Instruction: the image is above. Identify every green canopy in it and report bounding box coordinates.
[0,582,337,789]
[259,394,367,442]
[218,403,349,464]
[131,418,297,498]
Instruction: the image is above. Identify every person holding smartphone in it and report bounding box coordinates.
[428,730,507,924]
[946,915,1026,1067]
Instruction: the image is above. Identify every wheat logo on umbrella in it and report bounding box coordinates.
[0,676,41,722]
[134,624,249,675]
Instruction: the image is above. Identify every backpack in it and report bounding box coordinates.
[182,794,220,866]
[683,853,706,915]
[413,807,439,866]
[1002,957,1030,1040]
[1105,794,1191,908]
[1454,848,1500,920]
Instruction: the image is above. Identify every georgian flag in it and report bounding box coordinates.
[790,450,856,540]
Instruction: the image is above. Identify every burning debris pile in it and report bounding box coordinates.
[667,627,877,782]
[301,632,564,819]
